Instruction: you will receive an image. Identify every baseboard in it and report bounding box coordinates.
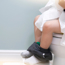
[0,50,25,62]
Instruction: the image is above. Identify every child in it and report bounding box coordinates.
[21,0,65,61]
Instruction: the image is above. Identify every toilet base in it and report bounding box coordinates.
[53,56,65,65]
[50,44,65,65]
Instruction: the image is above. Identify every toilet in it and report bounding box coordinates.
[23,33,65,65]
[50,33,65,65]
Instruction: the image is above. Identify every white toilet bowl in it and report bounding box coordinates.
[50,33,65,65]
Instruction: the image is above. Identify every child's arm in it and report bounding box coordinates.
[59,0,65,9]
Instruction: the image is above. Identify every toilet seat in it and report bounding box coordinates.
[51,33,63,46]
[53,33,63,38]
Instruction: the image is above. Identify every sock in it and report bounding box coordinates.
[21,50,33,58]
[36,42,40,46]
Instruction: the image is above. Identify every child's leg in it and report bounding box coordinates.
[40,19,63,49]
[34,15,42,42]
[27,19,63,61]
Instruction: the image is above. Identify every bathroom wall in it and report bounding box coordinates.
[0,0,48,50]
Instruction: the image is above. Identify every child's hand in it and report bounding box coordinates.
[58,0,65,9]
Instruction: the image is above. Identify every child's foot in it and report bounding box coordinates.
[27,42,52,61]
[21,50,33,58]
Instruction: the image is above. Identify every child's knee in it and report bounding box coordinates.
[43,22,52,32]
[34,15,40,24]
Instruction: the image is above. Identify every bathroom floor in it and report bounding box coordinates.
[0,61,26,65]
[0,50,53,65]
[0,61,53,65]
